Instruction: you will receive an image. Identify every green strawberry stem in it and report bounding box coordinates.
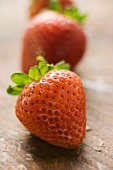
[7,56,70,96]
[49,0,87,24]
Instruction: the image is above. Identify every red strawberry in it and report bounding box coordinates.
[7,57,86,148]
[60,0,74,9]
[22,10,86,73]
[29,0,74,17]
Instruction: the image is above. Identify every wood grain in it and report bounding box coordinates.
[0,0,113,169]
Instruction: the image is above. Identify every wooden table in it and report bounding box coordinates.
[0,0,113,169]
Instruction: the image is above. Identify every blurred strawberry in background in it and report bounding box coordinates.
[22,0,87,73]
[29,0,74,17]
[60,0,74,8]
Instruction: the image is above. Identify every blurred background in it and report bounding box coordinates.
[0,0,113,85]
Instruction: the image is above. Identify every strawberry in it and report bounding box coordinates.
[60,0,74,8]
[7,57,86,149]
[29,0,49,18]
[29,0,74,18]
[22,10,87,73]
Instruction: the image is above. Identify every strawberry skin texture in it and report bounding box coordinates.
[22,11,86,73]
[16,70,86,148]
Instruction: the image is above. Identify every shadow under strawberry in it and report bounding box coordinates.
[22,133,84,170]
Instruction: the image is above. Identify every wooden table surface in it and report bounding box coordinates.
[0,0,113,169]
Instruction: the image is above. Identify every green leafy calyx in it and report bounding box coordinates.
[7,56,70,96]
[49,0,87,24]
